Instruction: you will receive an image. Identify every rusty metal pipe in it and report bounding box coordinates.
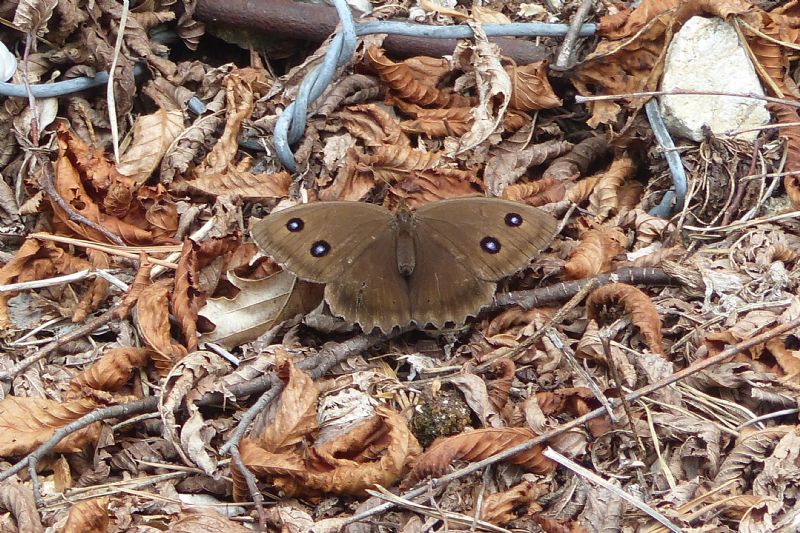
[195,0,551,64]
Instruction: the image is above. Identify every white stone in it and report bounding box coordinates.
[659,16,769,142]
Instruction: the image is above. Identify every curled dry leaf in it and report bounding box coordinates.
[485,358,515,413]
[391,168,483,207]
[397,102,473,138]
[744,11,800,99]
[61,497,109,533]
[0,238,91,329]
[0,396,101,455]
[768,103,800,208]
[562,226,627,280]
[487,139,572,196]
[586,282,665,356]
[588,153,636,220]
[714,426,792,488]
[451,23,512,155]
[365,47,473,108]
[13,0,57,36]
[193,72,254,178]
[359,144,441,184]
[252,358,319,453]
[543,135,609,181]
[502,176,566,206]
[185,168,292,200]
[238,405,419,497]
[479,480,547,525]
[0,480,44,533]
[68,347,151,397]
[506,60,562,112]
[72,248,109,322]
[576,320,637,386]
[117,108,184,183]
[404,427,555,488]
[337,103,409,147]
[136,278,188,374]
[198,269,324,349]
[169,508,251,533]
[114,253,153,319]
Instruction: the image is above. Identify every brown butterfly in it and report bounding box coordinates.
[251,198,557,333]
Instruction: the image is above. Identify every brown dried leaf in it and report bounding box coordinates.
[479,480,547,525]
[169,509,251,532]
[72,248,109,323]
[391,168,483,208]
[253,358,319,453]
[543,136,610,181]
[506,60,562,112]
[115,253,154,319]
[0,239,92,329]
[714,426,792,487]
[404,427,555,487]
[744,12,800,98]
[360,144,440,183]
[502,176,566,206]
[117,108,184,183]
[0,481,44,533]
[337,103,409,147]
[0,396,101,455]
[397,103,473,138]
[198,269,324,349]
[136,279,188,374]
[486,139,572,196]
[366,47,472,108]
[61,497,109,533]
[186,167,291,200]
[472,5,512,24]
[13,0,57,36]
[451,23,512,154]
[566,175,601,204]
[586,283,665,356]
[69,347,151,397]
[588,154,636,220]
[563,226,627,279]
[194,72,254,177]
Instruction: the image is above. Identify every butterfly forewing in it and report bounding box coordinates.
[251,201,394,284]
[415,197,557,281]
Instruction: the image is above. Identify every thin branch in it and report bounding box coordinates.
[35,153,125,246]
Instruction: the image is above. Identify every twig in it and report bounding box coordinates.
[231,448,266,532]
[0,305,120,382]
[340,316,800,527]
[1,397,157,482]
[494,267,673,309]
[481,277,599,370]
[722,138,762,226]
[35,154,126,246]
[0,269,127,293]
[29,232,179,268]
[600,331,646,455]
[542,447,683,533]
[549,328,616,421]
[553,0,593,70]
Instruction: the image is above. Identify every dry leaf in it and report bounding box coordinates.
[404,427,555,487]
[506,60,562,112]
[198,269,324,349]
[117,108,184,183]
[563,225,627,279]
[61,497,110,533]
[586,283,665,356]
[0,396,101,455]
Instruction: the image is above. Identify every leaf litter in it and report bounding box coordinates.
[1,0,800,531]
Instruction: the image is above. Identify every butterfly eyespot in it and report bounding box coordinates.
[310,240,331,257]
[286,218,304,232]
[504,212,523,227]
[480,236,501,254]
